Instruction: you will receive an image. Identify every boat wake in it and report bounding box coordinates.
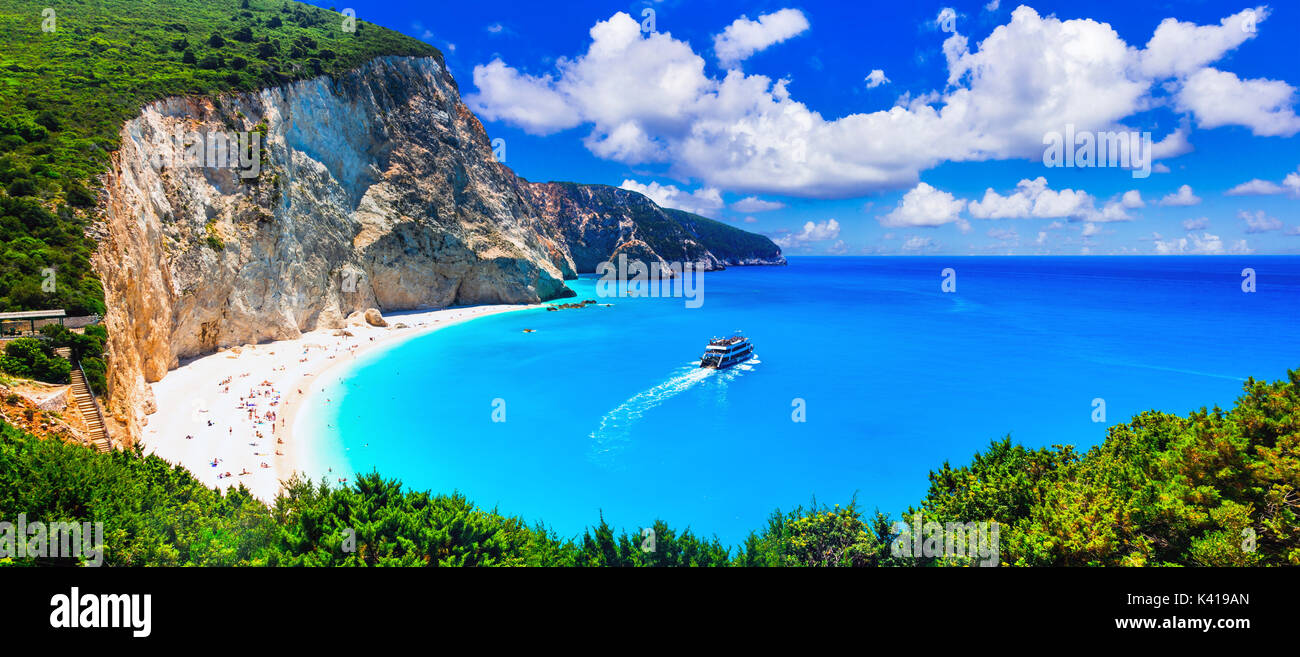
[588,360,753,465]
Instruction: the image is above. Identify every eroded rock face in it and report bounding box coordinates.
[92,56,781,445]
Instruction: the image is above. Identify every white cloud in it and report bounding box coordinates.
[468,15,712,142]
[1227,179,1286,196]
[901,236,938,252]
[988,228,1018,241]
[619,180,724,216]
[1138,8,1265,79]
[1154,232,1251,255]
[881,183,967,227]
[486,22,505,35]
[1082,222,1101,237]
[985,0,1001,11]
[1151,124,1195,161]
[1175,68,1300,137]
[966,177,1130,222]
[773,218,840,248]
[743,216,758,224]
[1227,166,1300,196]
[1120,190,1145,208]
[467,60,583,135]
[1154,232,1219,254]
[731,196,786,213]
[1182,217,1209,231]
[864,69,890,89]
[968,177,1095,220]
[713,8,810,67]
[1159,184,1202,207]
[1239,210,1283,233]
[470,8,1298,199]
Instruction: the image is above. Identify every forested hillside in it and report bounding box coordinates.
[0,0,438,313]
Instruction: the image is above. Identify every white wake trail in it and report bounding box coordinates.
[588,364,718,462]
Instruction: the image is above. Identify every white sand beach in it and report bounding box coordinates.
[143,304,534,500]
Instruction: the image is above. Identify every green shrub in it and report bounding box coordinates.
[0,337,71,383]
[81,357,107,396]
[65,182,96,208]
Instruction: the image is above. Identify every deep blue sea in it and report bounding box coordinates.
[298,257,1300,545]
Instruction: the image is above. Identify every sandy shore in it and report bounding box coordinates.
[143,304,534,501]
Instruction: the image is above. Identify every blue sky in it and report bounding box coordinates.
[310,1,1299,255]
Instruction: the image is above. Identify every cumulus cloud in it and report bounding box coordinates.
[619,180,723,215]
[470,7,1297,198]
[1138,8,1265,79]
[467,60,582,135]
[966,177,1131,222]
[1176,68,1300,137]
[713,8,810,67]
[1182,217,1209,231]
[1227,165,1300,196]
[881,183,967,228]
[772,218,840,248]
[1239,210,1283,233]
[1158,184,1202,206]
[864,69,890,89]
[1227,179,1287,195]
[731,196,786,213]
[968,177,1094,220]
[1120,190,1145,208]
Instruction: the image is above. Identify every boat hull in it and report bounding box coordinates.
[700,345,754,369]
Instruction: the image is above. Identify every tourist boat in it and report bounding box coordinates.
[699,334,754,369]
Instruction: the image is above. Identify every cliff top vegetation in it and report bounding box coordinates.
[0,0,439,314]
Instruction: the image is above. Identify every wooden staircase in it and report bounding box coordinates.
[69,365,110,453]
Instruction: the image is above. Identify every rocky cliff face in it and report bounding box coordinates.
[92,55,781,445]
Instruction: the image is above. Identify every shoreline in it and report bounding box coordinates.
[143,304,536,501]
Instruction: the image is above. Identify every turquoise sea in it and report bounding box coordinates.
[298,257,1300,545]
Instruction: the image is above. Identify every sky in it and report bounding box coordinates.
[307,1,1300,255]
